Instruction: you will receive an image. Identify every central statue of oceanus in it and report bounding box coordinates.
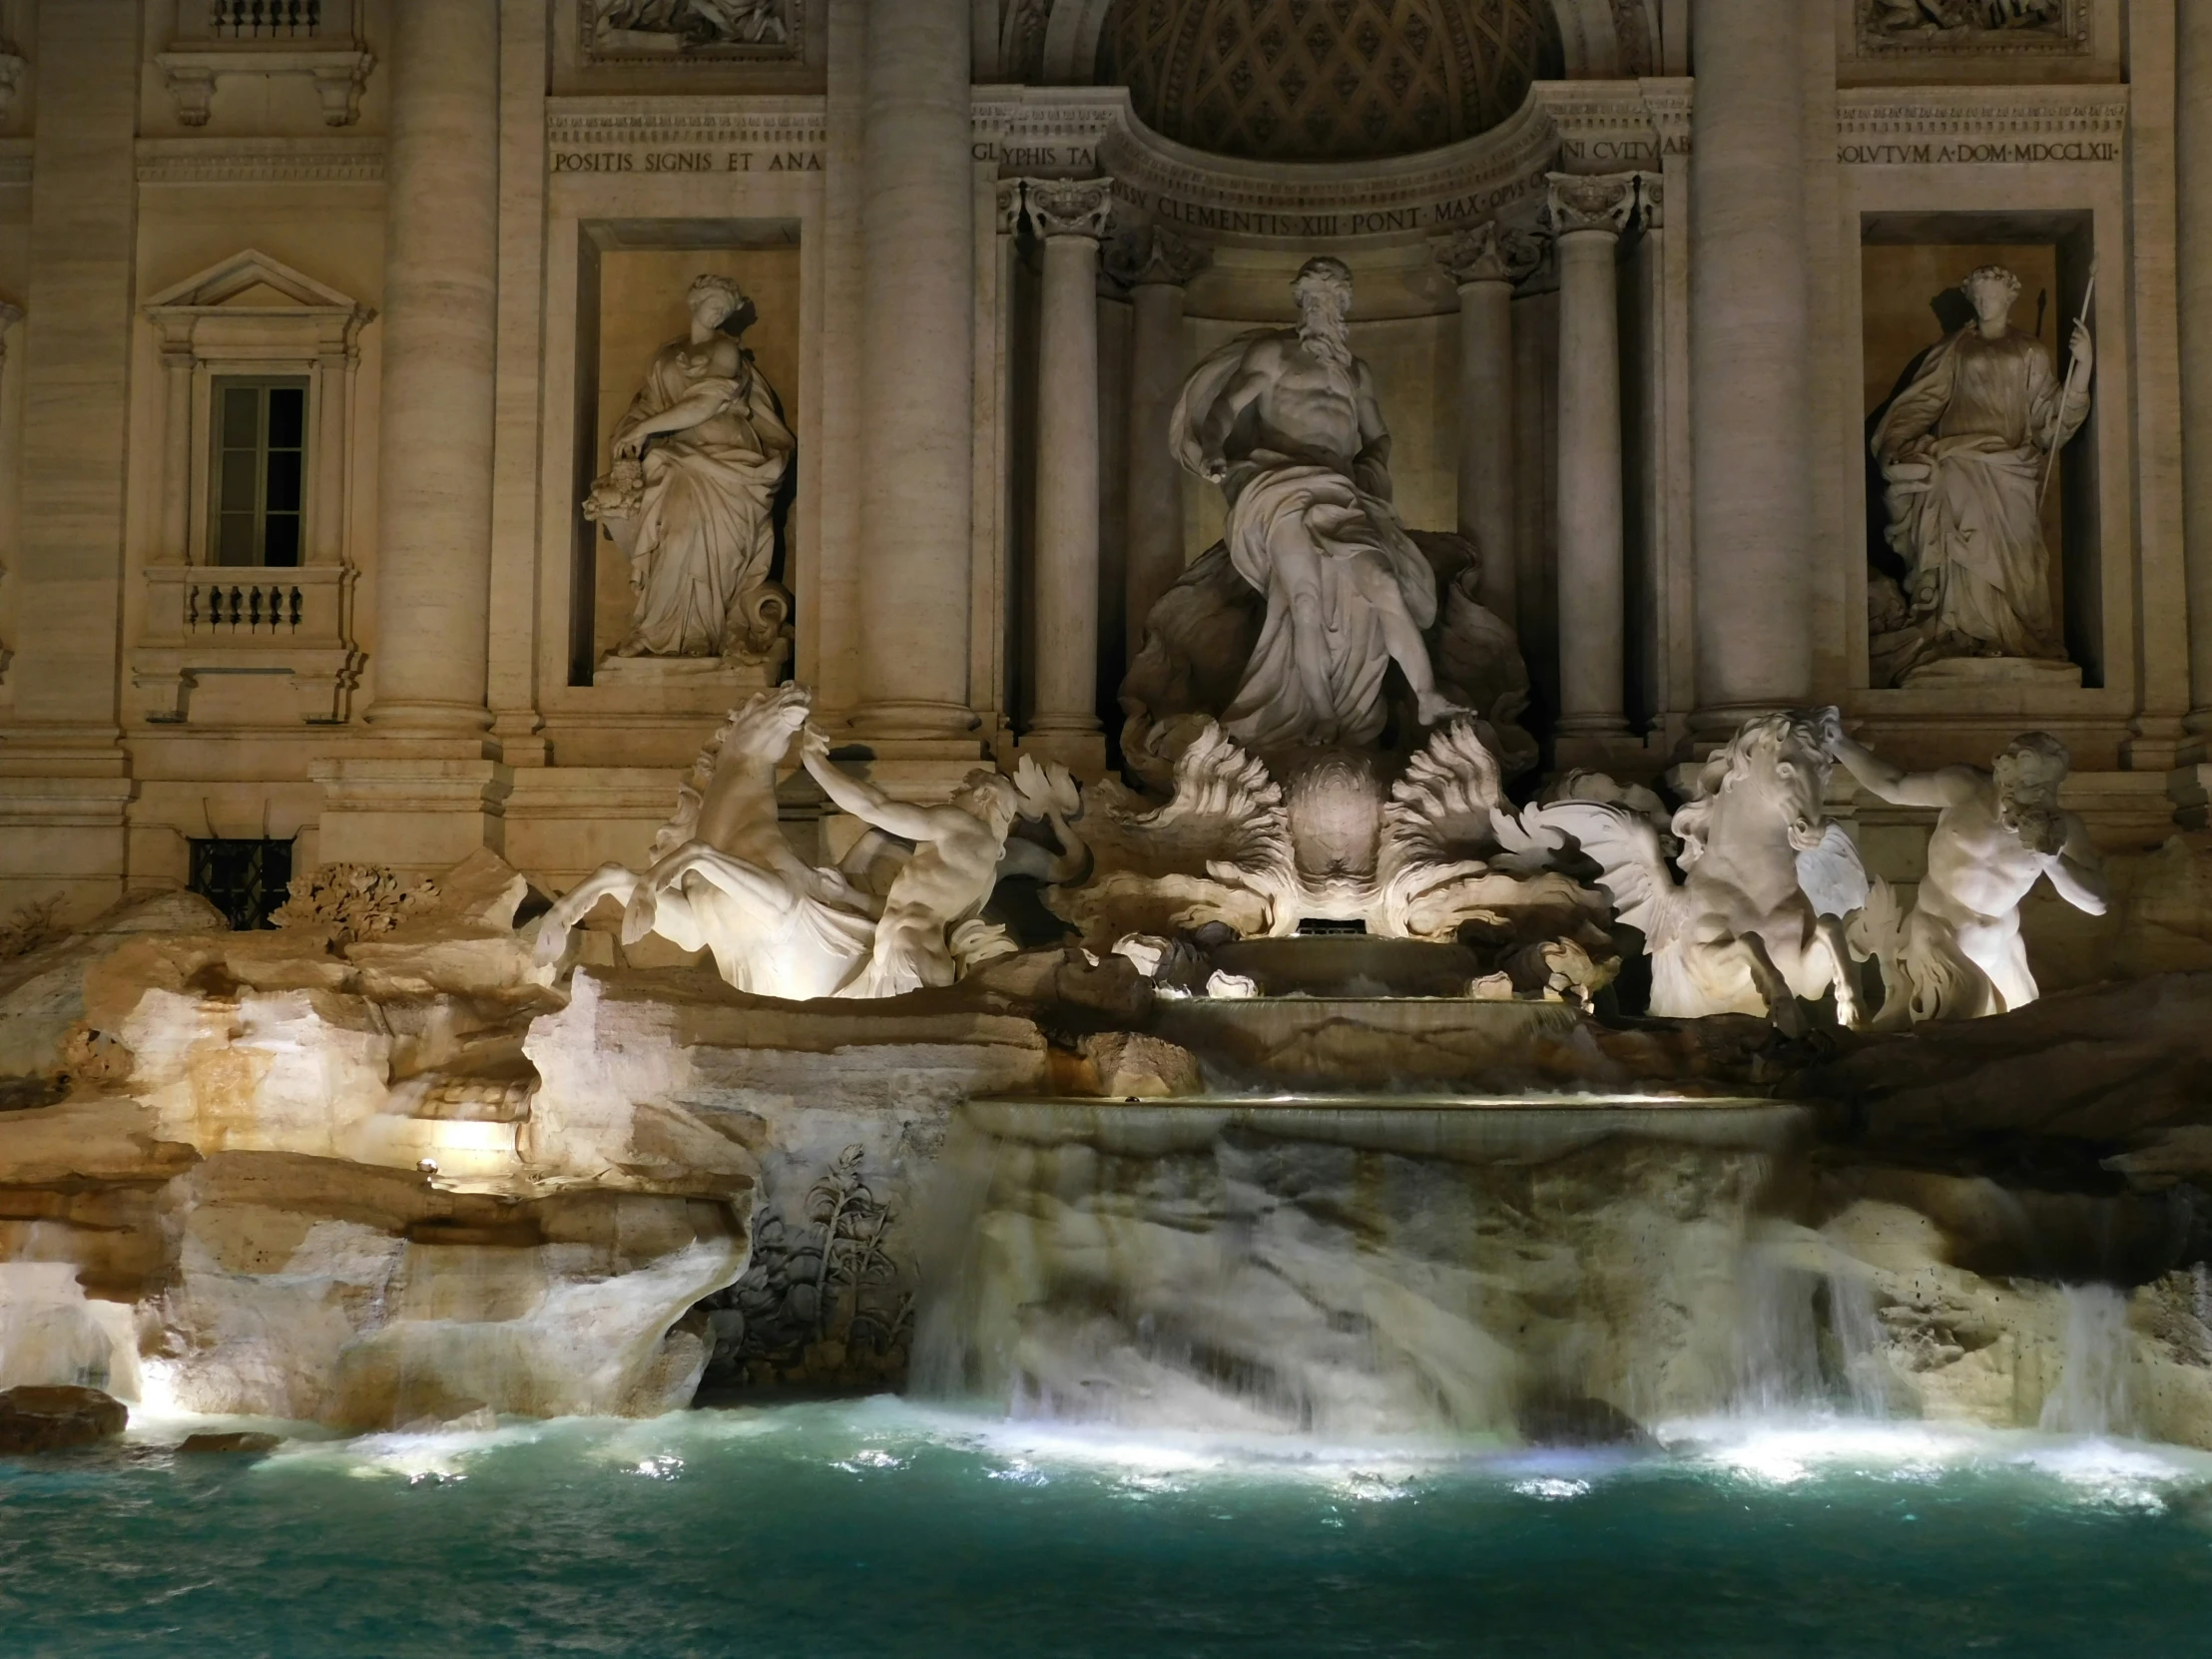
[1170,257,1468,750]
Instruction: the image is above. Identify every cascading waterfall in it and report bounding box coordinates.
[2039,1284,2137,1438]
[912,1098,1807,1441]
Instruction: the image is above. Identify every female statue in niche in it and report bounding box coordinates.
[586,274,794,663]
[1870,264,2091,680]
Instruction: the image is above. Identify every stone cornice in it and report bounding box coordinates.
[136,137,384,186]
[973,84,1124,173]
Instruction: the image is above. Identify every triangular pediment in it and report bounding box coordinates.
[145,249,361,314]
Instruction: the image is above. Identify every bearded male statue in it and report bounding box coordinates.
[1168,257,1467,750]
[1828,724,2106,1022]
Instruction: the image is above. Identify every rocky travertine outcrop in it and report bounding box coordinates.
[0,1384,127,1452]
[0,860,755,1429]
[9,857,2212,1445]
[1792,971,2212,1181]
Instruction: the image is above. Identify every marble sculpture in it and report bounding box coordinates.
[1518,710,1870,1031]
[1833,727,2107,1023]
[594,0,790,47]
[535,683,1059,1001]
[534,683,876,998]
[585,274,795,663]
[1870,264,2091,681]
[1169,256,1469,749]
[796,726,1024,998]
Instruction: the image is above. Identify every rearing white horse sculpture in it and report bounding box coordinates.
[534,683,879,999]
[1517,710,1869,1031]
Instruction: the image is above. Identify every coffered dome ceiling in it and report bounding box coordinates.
[1098,0,1561,164]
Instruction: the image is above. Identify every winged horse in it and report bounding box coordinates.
[1513,710,1870,1031]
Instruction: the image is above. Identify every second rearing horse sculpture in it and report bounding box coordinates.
[1520,710,1870,1032]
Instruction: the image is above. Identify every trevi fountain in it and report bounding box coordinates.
[6,0,2212,1653]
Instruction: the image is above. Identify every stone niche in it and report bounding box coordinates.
[1858,209,2098,692]
[569,219,801,714]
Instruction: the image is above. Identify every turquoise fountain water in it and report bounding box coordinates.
[5,1400,2212,1656]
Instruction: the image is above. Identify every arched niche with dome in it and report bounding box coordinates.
[1096,0,1563,164]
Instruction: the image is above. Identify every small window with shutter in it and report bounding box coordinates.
[209,376,308,568]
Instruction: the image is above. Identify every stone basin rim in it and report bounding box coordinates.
[972,1091,1782,1111]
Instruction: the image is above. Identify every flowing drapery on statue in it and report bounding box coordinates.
[1870,265,2090,675]
[586,275,795,661]
[1168,258,1463,750]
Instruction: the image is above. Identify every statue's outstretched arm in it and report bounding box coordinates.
[801,727,949,843]
[2044,815,2108,915]
[1830,734,1962,812]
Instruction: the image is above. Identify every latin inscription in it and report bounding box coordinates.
[1838,140,2119,165]
[551,149,824,175]
[1106,177,1537,240]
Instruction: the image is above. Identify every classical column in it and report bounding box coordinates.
[1434,221,1539,627]
[363,0,498,734]
[314,0,505,872]
[1549,174,1640,758]
[1113,228,1209,661]
[0,1,137,914]
[1020,180,1115,775]
[1689,0,1812,730]
[2182,0,2212,744]
[852,0,975,745]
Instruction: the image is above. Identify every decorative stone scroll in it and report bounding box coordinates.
[1432,220,1544,287]
[1104,227,1211,289]
[1019,177,1116,243]
[1545,170,1642,238]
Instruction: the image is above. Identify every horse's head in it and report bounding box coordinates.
[1674,711,1833,860]
[717,681,814,765]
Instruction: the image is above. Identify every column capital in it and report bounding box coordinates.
[1545,170,1643,238]
[1018,177,1116,243]
[1431,221,1543,287]
[1105,225,1211,288]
